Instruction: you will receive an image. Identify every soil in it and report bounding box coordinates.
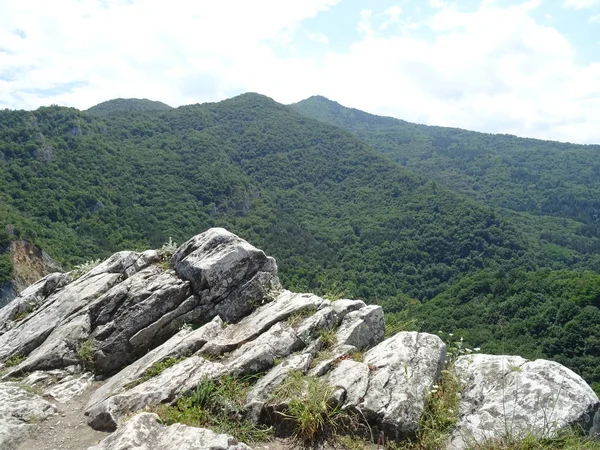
[16,381,110,450]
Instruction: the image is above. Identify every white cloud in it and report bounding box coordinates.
[307,31,329,44]
[292,0,600,144]
[590,13,600,21]
[0,0,340,109]
[563,0,598,10]
[1,0,600,144]
[379,6,402,30]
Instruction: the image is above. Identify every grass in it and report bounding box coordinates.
[78,339,94,370]
[403,366,462,449]
[13,307,34,322]
[286,306,317,328]
[155,375,273,444]
[269,370,364,443]
[12,381,41,395]
[124,356,186,389]
[5,354,25,367]
[319,328,337,349]
[384,310,420,338]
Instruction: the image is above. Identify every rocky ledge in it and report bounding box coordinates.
[0,228,598,449]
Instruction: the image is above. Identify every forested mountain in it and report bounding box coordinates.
[0,93,599,391]
[292,95,600,393]
[86,98,173,116]
[292,96,600,234]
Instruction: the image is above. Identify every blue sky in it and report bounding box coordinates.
[1,0,600,143]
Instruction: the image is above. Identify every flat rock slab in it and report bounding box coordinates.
[87,412,252,450]
[449,354,600,449]
[0,382,57,450]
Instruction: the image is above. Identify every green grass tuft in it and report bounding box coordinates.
[5,354,25,367]
[156,375,273,444]
[125,356,186,389]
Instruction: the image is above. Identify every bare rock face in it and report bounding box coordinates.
[171,228,280,323]
[0,272,70,335]
[0,382,57,450]
[326,332,447,439]
[0,250,160,377]
[87,412,252,450]
[449,354,600,449]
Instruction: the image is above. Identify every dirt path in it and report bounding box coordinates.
[17,381,110,450]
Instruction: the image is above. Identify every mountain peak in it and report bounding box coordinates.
[86,98,172,115]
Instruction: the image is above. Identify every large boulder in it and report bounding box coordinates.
[356,332,446,439]
[172,228,280,323]
[0,272,70,335]
[449,354,600,449]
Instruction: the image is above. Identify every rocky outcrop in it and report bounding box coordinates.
[87,412,252,450]
[0,382,57,449]
[448,354,600,449]
[0,228,598,450]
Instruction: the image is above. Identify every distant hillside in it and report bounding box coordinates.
[1,93,599,389]
[291,96,600,234]
[2,93,594,301]
[87,98,172,115]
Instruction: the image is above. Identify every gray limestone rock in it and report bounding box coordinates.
[87,412,252,450]
[449,354,600,449]
[326,359,370,408]
[335,305,385,350]
[172,228,280,323]
[88,266,193,374]
[199,290,326,357]
[43,372,95,403]
[86,356,226,431]
[0,382,57,450]
[0,272,70,335]
[86,317,224,411]
[0,250,157,376]
[359,332,447,439]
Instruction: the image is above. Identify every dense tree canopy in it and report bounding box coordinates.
[1,93,599,391]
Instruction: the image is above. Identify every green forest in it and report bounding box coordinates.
[1,93,599,393]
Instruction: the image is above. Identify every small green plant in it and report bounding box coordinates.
[125,356,186,389]
[78,339,94,370]
[13,382,41,395]
[157,237,178,262]
[401,333,475,450]
[179,323,193,332]
[156,375,272,443]
[5,354,25,367]
[287,306,317,328]
[384,310,420,338]
[13,308,32,322]
[319,328,337,350]
[71,259,101,279]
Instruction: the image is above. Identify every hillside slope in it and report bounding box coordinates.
[1,93,594,302]
[291,96,600,234]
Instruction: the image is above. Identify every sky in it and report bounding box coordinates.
[1,0,600,144]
